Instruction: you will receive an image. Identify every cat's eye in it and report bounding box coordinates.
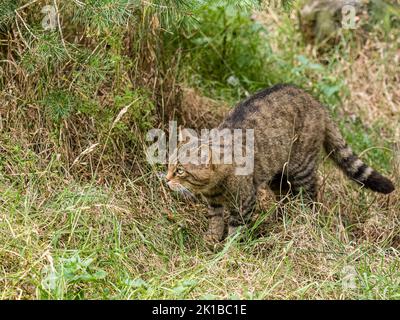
[176,168,185,175]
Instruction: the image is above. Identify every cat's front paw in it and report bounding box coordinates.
[203,232,224,252]
[204,230,223,244]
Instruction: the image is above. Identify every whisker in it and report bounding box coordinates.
[174,185,197,202]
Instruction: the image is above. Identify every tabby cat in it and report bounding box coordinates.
[166,84,395,244]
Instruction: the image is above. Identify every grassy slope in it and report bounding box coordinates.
[1,2,399,299]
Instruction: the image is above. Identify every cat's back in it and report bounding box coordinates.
[221,84,325,129]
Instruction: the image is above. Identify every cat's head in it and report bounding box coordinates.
[165,127,230,195]
[165,130,227,195]
[166,150,217,195]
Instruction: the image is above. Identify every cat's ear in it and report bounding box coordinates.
[179,127,198,145]
[199,144,214,169]
[177,125,183,146]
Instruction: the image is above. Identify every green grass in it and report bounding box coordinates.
[1,170,399,299]
[1,0,399,300]
[1,132,399,299]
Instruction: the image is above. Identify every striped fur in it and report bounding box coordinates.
[324,117,395,194]
[166,84,395,246]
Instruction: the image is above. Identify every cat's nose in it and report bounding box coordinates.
[165,172,173,182]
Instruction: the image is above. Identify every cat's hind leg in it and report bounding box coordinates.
[291,164,318,202]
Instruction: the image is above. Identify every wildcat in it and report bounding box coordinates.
[166,84,395,244]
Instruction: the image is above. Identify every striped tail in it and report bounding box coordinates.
[324,116,395,194]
